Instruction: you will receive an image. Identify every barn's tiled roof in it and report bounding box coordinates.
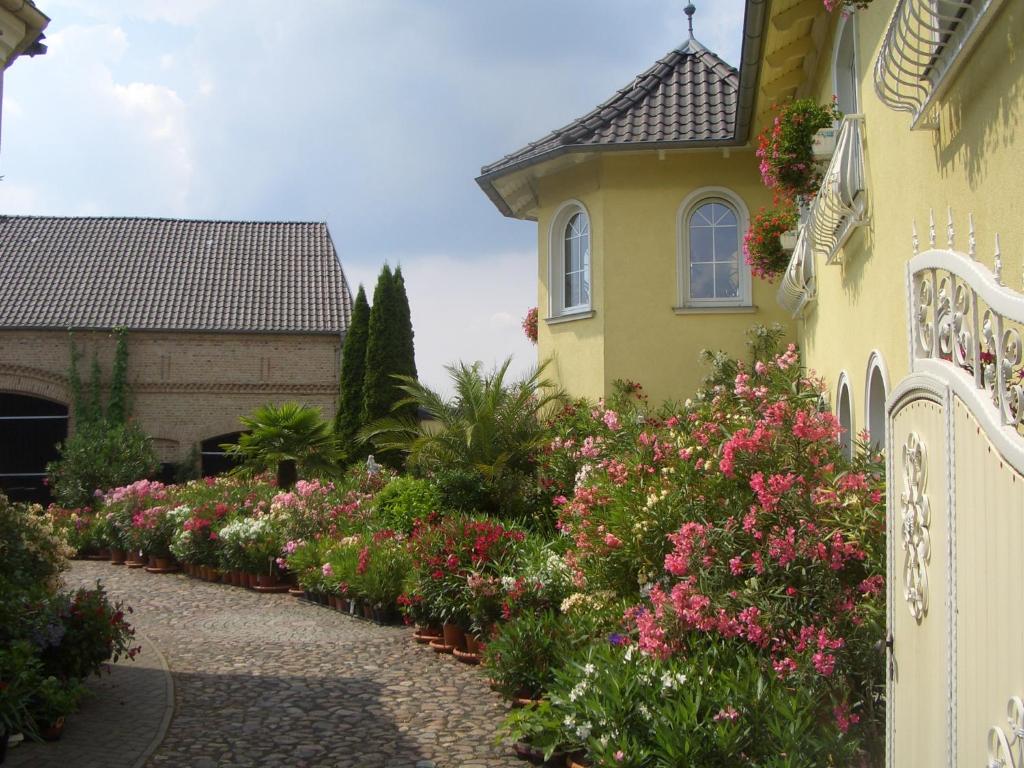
[0,216,352,334]
[479,37,739,184]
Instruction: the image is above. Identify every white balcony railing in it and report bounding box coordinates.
[777,225,815,317]
[873,0,1007,129]
[806,115,867,266]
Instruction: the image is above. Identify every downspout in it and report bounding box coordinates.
[735,0,770,146]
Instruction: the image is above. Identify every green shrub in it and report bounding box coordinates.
[47,421,160,508]
[507,637,860,767]
[482,609,566,699]
[38,583,139,681]
[372,476,443,533]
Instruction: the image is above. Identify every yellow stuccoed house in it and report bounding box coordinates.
[477,23,795,405]
[748,1,1023,766]
[482,0,1023,764]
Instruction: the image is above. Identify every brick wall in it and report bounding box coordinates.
[0,329,342,463]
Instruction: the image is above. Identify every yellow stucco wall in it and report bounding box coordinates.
[789,0,1024,439]
[534,150,795,404]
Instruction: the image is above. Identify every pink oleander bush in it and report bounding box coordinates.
[514,326,885,764]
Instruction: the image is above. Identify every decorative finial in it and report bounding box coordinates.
[946,207,954,248]
[928,208,936,248]
[968,212,976,260]
[684,2,696,37]
[994,234,1003,285]
[912,219,919,256]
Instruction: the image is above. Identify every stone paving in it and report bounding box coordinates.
[19,561,526,768]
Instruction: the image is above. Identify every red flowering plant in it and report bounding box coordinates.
[756,98,841,200]
[743,200,799,280]
[523,307,539,344]
[401,512,526,628]
[548,326,885,761]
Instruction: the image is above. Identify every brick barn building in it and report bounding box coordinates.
[0,215,353,501]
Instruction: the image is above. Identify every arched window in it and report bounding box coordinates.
[837,374,854,460]
[833,15,859,114]
[549,201,592,318]
[865,354,889,452]
[678,189,751,308]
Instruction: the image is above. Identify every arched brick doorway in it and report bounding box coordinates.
[0,393,69,503]
[200,432,244,477]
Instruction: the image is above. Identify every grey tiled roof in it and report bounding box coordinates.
[480,38,738,179]
[0,216,352,334]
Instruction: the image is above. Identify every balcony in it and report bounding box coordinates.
[805,115,867,266]
[777,225,815,317]
[873,0,1007,129]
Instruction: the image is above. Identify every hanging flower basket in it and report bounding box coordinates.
[824,0,872,10]
[743,201,800,280]
[756,98,842,200]
[522,307,538,344]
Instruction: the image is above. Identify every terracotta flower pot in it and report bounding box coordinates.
[109,548,126,565]
[465,633,482,654]
[361,602,374,620]
[247,572,259,588]
[442,623,467,652]
[257,573,278,589]
[41,717,65,741]
[153,556,172,570]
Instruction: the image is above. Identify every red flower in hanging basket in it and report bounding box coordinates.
[756,98,841,200]
[744,200,800,280]
[522,307,538,344]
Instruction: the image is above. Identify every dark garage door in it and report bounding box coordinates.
[0,393,69,504]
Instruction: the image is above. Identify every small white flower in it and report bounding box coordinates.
[583,663,596,677]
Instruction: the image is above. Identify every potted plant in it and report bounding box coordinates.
[522,307,538,344]
[0,641,44,749]
[28,677,86,741]
[756,98,842,200]
[743,201,801,280]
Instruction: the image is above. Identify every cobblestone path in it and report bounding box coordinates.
[34,561,524,768]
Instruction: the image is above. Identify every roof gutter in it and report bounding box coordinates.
[734,0,770,145]
[476,136,744,220]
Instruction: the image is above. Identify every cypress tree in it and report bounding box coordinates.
[107,328,130,425]
[362,265,398,426]
[392,266,417,386]
[335,285,371,458]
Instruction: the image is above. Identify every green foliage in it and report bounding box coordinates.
[507,638,860,767]
[173,444,201,484]
[372,476,443,534]
[360,358,564,522]
[0,495,73,599]
[29,677,88,726]
[51,329,156,506]
[362,265,418,430]
[106,327,130,425]
[47,421,160,508]
[335,284,371,462]
[0,641,43,739]
[86,351,104,427]
[38,583,140,681]
[482,609,567,699]
[358,538,411,607]
[224,402,338,489]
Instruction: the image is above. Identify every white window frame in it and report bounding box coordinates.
[832,13,860,115]
[548,200,593,320]
[836,371,855,459]
[864,351,890,452]
[677,187,752,309]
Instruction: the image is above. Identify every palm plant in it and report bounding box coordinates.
[222,402,337,489]
[359,359,564,515]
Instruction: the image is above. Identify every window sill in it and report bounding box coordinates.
[672,305,757,315]
[545,309,595,325]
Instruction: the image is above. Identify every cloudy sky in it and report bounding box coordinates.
[1,0,746,393]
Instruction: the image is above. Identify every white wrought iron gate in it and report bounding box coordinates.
[888,217,1024,767]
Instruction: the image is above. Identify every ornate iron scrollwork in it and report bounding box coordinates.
[987,696,1024,767]
[900,432,930,621]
